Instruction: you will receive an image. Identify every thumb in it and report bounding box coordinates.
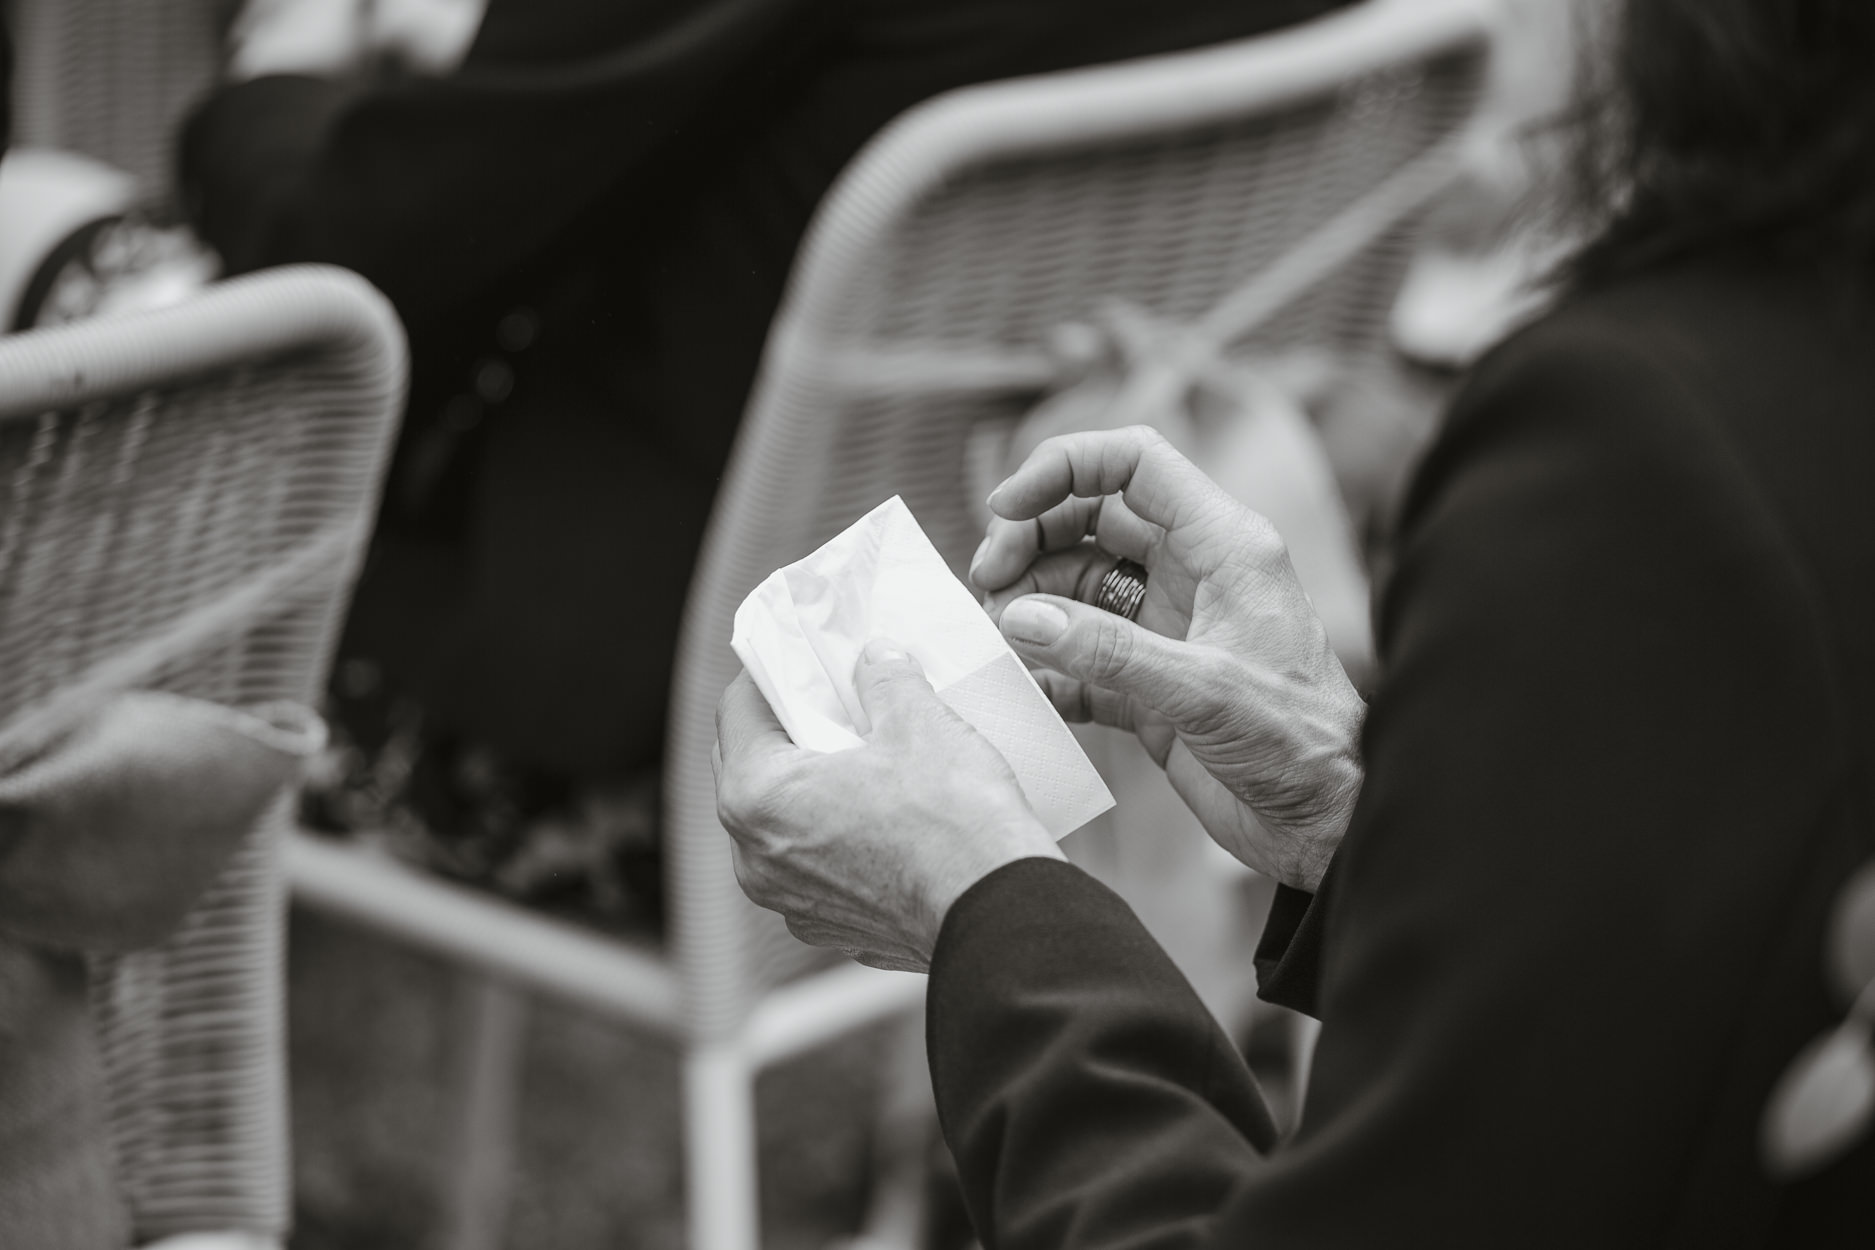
[853,639,947,740]
[999,594,1223,727]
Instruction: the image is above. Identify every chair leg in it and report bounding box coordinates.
[684,1039,760,1250]
[842,1008,933,1250]
[440,972,529,1250]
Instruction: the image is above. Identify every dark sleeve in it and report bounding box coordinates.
[928,857,1279,1250]
[931,319,1843,1247]
[178,0,813,326]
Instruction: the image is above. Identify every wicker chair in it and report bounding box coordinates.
[287,3,1494,1247]
[0,266,405,1245]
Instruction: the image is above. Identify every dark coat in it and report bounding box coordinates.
[180,0,1345,775]
[927,253,1875,1248]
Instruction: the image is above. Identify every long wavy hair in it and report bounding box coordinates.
[1565,0,1875,288]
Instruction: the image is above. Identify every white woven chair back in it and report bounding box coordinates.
[666,0,1496,1035]
[0,266,405,1241]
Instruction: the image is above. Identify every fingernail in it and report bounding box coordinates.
[1001,599,1068,646]
[862,638,909,664]
[986,485,1007,513]
[968,535,992,579]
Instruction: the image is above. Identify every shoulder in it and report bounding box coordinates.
[1438,258,1868,475]
[1404,257,1872,553]
[1378,255,1865,777]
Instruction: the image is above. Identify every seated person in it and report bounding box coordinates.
[712,0,1875,1242]
[181,0,1348,904]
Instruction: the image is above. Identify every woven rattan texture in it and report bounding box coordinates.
[858,68,1452,356]
[665,22,1489,1034]
[0,268,404,1240]
[9,0,224,194]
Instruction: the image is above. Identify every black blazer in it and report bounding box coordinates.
[927,254,1875,1248]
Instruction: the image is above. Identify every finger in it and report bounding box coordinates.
[852,639,953,743]
[970,495,1100,591]
[971,494,1160,593]
[715,670,796,770]
[1031,668,1170,743]
[998,593,1232,728]
[987,425,1232,541]
[983,546,1116,623]
[1090,493,1163,566]
[1163,740,1270,878]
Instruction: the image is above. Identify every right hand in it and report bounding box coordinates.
[972,426,1365,893]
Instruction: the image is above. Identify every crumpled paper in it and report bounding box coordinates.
[731,496,1113,839]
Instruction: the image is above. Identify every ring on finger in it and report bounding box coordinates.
[1094,558,1148,621]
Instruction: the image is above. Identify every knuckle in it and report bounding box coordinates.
[1125,423,1169,451]
[1082,618,1137,685]
[716,762,785,833]
[1032,430,1079,467]
[714,766,744,822]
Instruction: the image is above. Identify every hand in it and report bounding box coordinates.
[714,642,1062,972]
[972,426,1364,893]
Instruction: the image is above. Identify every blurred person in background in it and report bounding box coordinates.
[715,0,1875,1244]
[180,0,1350,919]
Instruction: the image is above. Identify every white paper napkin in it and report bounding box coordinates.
[731,496,1114,839]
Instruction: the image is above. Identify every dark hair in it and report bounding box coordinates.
[1565,0,1875,289]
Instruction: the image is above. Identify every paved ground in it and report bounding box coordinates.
[285,910,893,1250]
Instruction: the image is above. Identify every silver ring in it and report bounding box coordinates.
[1094,559,1148,622]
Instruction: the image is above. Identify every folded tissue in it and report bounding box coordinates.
[731,496,1114,839]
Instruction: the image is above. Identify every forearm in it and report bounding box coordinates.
[928,858,1276,1250]
[182,0,805,324]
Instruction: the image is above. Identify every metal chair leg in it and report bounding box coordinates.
[841,1008,933,1250]
[440,973,529,1250]
[684,1039,760,1250]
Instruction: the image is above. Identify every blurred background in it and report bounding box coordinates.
[0,0,1577,1247]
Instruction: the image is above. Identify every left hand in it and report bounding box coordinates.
[971,427,1364,893]
[714,642,1062,972]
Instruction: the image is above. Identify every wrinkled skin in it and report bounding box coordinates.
[973,425,1364,893]
[713,426,1364,969]
[714,642,1061,972]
